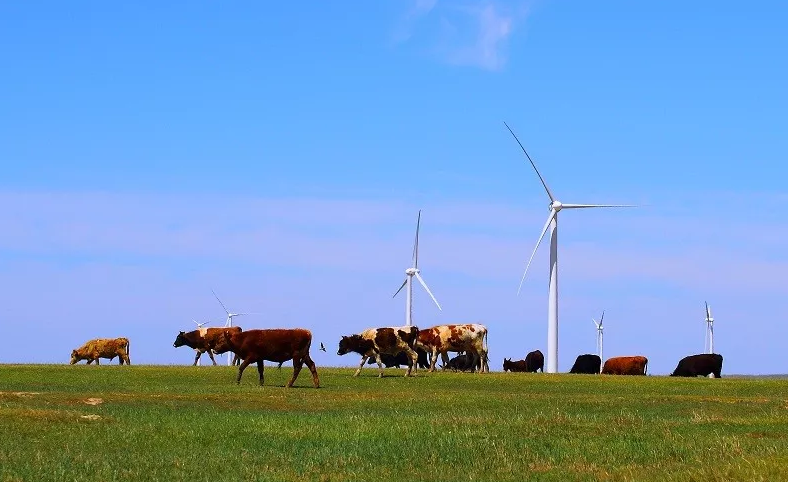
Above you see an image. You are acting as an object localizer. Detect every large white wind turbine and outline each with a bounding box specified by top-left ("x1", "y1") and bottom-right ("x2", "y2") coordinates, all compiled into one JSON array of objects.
[
  {"x1": 592, "y1": 311, "x2": 604, "y2": 363},
  {"x1": 393, "y1": 210, "x2": 442, "y2": 326},
  {"x1": 212, "y1": 289, "x2": 255, "y2": 365},
  {"x1": 704, "y1": 301, "x2": 714, "y2": 354},
  {"x1": 505, "y1": 121, "x2": 635, "y2": 373}
]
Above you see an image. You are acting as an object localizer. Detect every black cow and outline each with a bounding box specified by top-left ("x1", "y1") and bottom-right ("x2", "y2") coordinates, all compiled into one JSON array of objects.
[
  {"x1": 525, "y1": 349, "x2": 544, "y2": 373},
  {"x1": 670, "y1": 353, "x2": 723, "y2": 378},
  {"x1": 569, "y1": 354, "x2": 601, "y2": 374},
  {"x1": 442, "y1": 353, "x2": 476, "y2": 372},
  {"x1": 366, "y1": 347, "x2": 430, "y2": 369}
]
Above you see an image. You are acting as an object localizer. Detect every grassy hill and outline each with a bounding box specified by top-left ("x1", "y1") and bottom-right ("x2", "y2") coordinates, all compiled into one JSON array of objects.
[{"x1": 2, "y1": 364, "x2": 787, "y2": 481}]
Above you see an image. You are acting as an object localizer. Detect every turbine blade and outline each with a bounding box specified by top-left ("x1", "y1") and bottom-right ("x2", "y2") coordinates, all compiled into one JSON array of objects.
[
  {"x1": 705, "y1": 301, "x2": 711, "y2": 320},
  {"x1": 561, "y1": 204, "x2": 637, "y2": 209},
  {"x1": 413, "y1": 210, "x2": 421, "y2": 269},
  {"x1": 414, "y1": 271, "x2": 442, "y2": 311},
  {"x1": 211, "y1": 289, "x2": 230, "y2": 314},
  {"x1": 393, "y1": 279, "x2": 407, "y2": 298},
  {"x1": 600, "y1": 310, "x2": 605, "y2": 327},
  {"x1": 503, "y1": 121, "x2": 555, "y2": 202},
  {"x1": 517, "y1": 209, "x2": 556, "y2": 295}
]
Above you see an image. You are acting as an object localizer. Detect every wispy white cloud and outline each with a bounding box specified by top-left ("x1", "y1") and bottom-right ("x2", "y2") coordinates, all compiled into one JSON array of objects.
[{"x1": 393, "y1": 1, "x2": 526, "y2": 71}]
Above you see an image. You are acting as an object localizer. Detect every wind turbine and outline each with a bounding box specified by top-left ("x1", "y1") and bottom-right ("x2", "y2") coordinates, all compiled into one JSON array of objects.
[
  {"x1": 505, "y1": 121, "x2": 635, "y2": 373},
  {"x1": 393, "y1": 210, "x2": 442, "y2": 326},
  {"x1": 592, "y1": 311, "x2": 604, "y2": 363},
  {"x1": 704, "y1": 301, "x2": 714, "y2": 354},
  {"x1": 212, "y1": 289, "x2": 254, "y2": 366}
]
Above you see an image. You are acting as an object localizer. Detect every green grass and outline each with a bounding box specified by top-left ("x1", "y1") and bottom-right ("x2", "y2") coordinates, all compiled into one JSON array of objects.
[{"x1": 2, "y1": 365, "x2": 788, "y2": 481}]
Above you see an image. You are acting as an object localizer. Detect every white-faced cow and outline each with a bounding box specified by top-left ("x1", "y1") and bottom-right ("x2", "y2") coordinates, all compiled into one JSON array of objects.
[
  {"x1": 217, "y1": 328, "x2": 320, "y2": 388},
  {"x1": 416, "y1": 323, "x2": 489, "y2": 373},
  {"x1": 173, "y1": 327, "x2": 241, "y2": 366},
  {"x1": 337, "y1": 326, "x2": 420, "y2": 377}
]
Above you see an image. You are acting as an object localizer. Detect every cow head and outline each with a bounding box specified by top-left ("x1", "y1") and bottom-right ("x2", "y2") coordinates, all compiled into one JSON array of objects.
[
  {"x1": 173, "y1": 331, "x2": 187, "y2": 348},
  {"x1": 337, "y1": 336, "x2": 352, "y2": 356},
  {"x1": 503, "y1": 357, "x2": 511, "y2": 371},
  {"x1": 69, "y1": 350, "x2": 80, "y2": 365}
]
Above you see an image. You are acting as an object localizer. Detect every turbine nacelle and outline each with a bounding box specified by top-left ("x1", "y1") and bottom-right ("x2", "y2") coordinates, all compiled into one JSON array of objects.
[
  {"x1": 551, "y1": 200, "x2": 563, "y2": 212},
  {"x1": 405, "y1": 267, "x2": 419, "y2": 276}
]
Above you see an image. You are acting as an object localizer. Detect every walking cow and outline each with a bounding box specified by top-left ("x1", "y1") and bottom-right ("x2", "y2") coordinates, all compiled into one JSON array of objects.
[
  {"x1": 173, "y1": 327, "x2": 241, "y2": 366},
  {"x1": 670, "y1": 353, "x2": 723, "y2": 378},
  {"x1": 337, "y1": 326, "x2": 420, "y2": 377},
  {"x1": 569, "y1": 354, "x2": 601, "y2": 374},
  {"x1": 416, "y1": 323, "x2": 489, "y2": 373},
  {"x1": 70, "y1": 337, "x2": 131, "y2": 365},
  {"x1": 601, "y1": 356, "x2": 648, "y2": 375},
  {"x1": 218, "y1": 328, "x2": 320, "y2": 388}
]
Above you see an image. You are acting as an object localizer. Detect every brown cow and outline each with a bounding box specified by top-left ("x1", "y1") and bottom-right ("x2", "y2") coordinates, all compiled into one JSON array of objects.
[
  {"x1": 601, "y1": 356, "x2": 648, "y2": 375},
  {"x1": 503, "y1": 357, "x2": 528, "y2": 372},
  {"x1": 70, "y1": 338, "x2": 131, "y2": 365},
  {"x1": 337, "y1": 326, "x2": 420, "y2": 377},
  {"x1": 416, "y1": 323, "x2": 489, "y2": 373},
  {"x1": 218, "y1": 329, "x2": 320, "y2": 388},
  {"x1": 173, "y1": 327, "x2": 241, "y2": 366}
]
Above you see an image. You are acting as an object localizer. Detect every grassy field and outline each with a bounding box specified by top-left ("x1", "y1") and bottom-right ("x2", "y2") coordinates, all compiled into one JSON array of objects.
[{"x1": 1, "y1": 364, "x2": 788, "y2": 482}]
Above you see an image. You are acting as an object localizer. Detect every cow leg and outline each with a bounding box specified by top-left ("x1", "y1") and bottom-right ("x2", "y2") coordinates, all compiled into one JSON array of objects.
[
  {"x1": 256, "y1": 362, "x2": 266, "y2": 386},
  {"x1": 353, "y1": 355, "x2": 369, "y2": 377},
  {"x1": 206, "y1": 350, "x2": 218, "y2": 366},
  {"x1": 439, "y1": 352, "x2": 451, "y2": 371},
  {"x1": 286, "y1": 357, "x2": 303, "y2": 388},
  {"x1": 428, "y1": 348, "x2": 439, "y2": 372},
  {"x1": 193, "y1": 350, "x2": 201, "y2": 366},
  {"x1": 406, "y1": 349, "x2": 418, "y2": 377},
  {"x1": 374, "y1": 353, "x2": 385, "y2": 378},
  {"x1": 236, "y1": 359, "x2": 252, "y2": 384},
  {"x1": 303, "y1": 353, "x2": 320, "y2": 388},
  {"x1": 95, "y1": 358, "x2": 100, "y2": 366}
]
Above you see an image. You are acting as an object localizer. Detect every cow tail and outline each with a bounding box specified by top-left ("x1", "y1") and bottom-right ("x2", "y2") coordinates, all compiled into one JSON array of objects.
[{"x1": 644, "y1": 358, "x2": 648, "y2": 375}]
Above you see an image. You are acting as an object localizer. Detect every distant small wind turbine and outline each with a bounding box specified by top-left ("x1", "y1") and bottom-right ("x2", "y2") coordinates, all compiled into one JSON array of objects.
[
  {"x1": 212, "y1": 289, "x2": 256, "y2": 366},
  {"x1": 393, "y1": 210, "x2": 442, "y2": 326},
  {"x1": 704, "y1": 302, "x2": 714, "y2": 354},
  {"x1": 504, "y1": 121, "x2": 635, "y2": 373},
  {"x1": 592, "y1": 311, "x2": 605, "y2": 363}
]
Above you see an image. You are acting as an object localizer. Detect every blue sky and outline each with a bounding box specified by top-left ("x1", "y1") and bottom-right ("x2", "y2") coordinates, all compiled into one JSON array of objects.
[{"x1": 1, "y1": 1, "x2": 786, "y2": 374}]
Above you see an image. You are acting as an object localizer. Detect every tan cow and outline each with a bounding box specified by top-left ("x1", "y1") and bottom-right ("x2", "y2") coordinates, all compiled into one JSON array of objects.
[
  {"x1": 601, "y1": 356, "x2": 648, "y2": 375},
  {"x1": 70, "y1": 337, "x2": 131, "y2": 365},
  {"x1": 416, "y1": 323, "x2": 489, "y2": 373}
]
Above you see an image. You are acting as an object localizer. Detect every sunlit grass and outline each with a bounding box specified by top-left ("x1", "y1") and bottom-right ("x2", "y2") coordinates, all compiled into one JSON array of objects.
[{"x1": 2, "y1": 364, "x2": 788, "y2": 481}]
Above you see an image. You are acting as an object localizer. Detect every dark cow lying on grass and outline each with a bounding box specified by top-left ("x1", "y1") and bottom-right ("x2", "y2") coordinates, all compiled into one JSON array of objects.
[
  {"x1": 503, "y1": 357, "x2": 528, "y2": 372},
  {"x1": 569, "y1": 354, "x2": 601, "y2": 374},
  {"x1": 442, "y1": 353, "x2": 477, "y2": 372},
  {"x1": 70, "y1": 337, "x2": 131, "y2": 365},
  {"x1": 338, "y1": 326, "x2": 420, "y2": 377},
  {"x1": 602, "y1": 356, "x2": 648, "y2": 375},
  {"x1": 217, "y1": 328, "x2": 320, "y2": 388},
  {"x1": 366, "y1": 347, "x2": 430, "y2": 369},
  {"x1": 670, "y1": 353, "x2": 723, "y2": 378},
  {"x1": 173, "y1": 327, "x2": 241, "y2": 366}
]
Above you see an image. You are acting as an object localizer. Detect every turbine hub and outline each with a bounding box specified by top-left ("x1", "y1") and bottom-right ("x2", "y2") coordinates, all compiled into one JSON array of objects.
[
  {"x1": 551, "y1": 200, "x2": 563, "y2": 212},
  {"x1": 405, "y1": 267, "x2": 418, "y2": 275}
]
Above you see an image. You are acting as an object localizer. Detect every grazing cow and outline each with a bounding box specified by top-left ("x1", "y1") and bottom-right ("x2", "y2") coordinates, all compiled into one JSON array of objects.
[
  {"x1": 218, "y1": 328, "x2": 320, "y2": 388},
  {"x1": 525, "y1": 349, "x2": 545, "y2": 373},
  {"x1": 670, "y1": 353, "x2": 723, "y2": 378},
  {"x1": 172, "y1": 327, "x2": 242, "y2": 366},
  {"x1": 601, "y1": 356, "x2": 648, "y2": 375},
  {"x1": 337, "y1": 326, "x2": 420, "y2": 377},
  {"x1": 442, "y1": 353, "x2": 477, "y2": 372},
  {"x1": 416, "y1": 323, "x2": 489, "y2": 373},
  {"x1": 503, "y1": 357, "x2": 528, "y2": 372},
  {"x1": 70, "y1": 338, "x2": 131, "y2": 365},
  {"x1": 569, "y1": 354, "x2": 601, "y2": 374},
  {"x1": 366, "y1": 347, "x2": 430, "y2": 369}
]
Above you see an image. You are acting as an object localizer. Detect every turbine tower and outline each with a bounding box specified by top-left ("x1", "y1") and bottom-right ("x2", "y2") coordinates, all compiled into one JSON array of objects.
[
  {"x1": 393, "y1": 210, "x2": 442, "y2": 326},
  {"x1": 592, "y1": 311, "x2": 604, "y2": 363},
  {"x1": 704, "y1": 301, "x2": 714, "y2": 354},
  {"x1": 505, "y1": 121, "x2": 634, "y2": 373},
  {"x1": 212, "y1": 289, "x2": 253, "y2": 366}
]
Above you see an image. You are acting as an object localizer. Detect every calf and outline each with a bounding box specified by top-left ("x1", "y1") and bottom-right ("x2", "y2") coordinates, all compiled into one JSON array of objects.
[
  {"x1": 569, "y1": 354, "x2": 601, "y2": 374},
  {"x1": 670, "y1": 353, "x2": 723, "y2": 378},
  {"x1": 524, "y1": 349, "x2": 544, "y2": 373},
  {"x1": 366, "y1": 347, "x2": 430, "y2": 369},
  {"x1": 70, "y1": 338, "x2": 131, "y2": 365},
  {"x1": 218, "y1": 328, "x2": 319, "y2": 388},
  {"x1": 503, "y1": 357, "x2": 528, "y2": 372},
  {"x1": 443, "y1": 353, "x2": 476, "y2": 372},
  {"x1": 173, "y1": 327, "x2": 241, "y2": 366},
  {"x1": 416, "y1": 323, "x2": 489, "y2": 373},
  {"x1": 337, "y1": 326, "x2": 420, "y2": 377},
  {"x1": 602, "y1": 356, "x2": 648, "y2": 375}
]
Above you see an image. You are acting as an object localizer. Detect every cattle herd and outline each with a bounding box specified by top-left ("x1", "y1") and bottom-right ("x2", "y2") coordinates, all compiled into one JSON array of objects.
[{"x1": 68, "y1": 323, "x2": 725, "y2": 386}]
